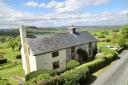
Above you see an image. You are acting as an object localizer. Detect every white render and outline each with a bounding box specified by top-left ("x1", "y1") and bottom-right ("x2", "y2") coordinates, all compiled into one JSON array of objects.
[{"x1": 36, "y1": 49, "x2": 66, "y2": 72}]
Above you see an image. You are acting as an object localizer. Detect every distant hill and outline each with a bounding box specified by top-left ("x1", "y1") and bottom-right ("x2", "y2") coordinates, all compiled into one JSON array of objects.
[{"x1": 0, "y1": 25, "x2": 122, "y2": 33}]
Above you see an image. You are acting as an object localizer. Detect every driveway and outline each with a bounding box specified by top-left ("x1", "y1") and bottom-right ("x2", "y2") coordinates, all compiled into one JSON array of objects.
[{"x1": 91, "y1": 50, "x2": 128, "y2": 85}]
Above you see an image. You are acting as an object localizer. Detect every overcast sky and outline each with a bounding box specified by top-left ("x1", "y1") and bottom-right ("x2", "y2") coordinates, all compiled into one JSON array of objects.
[{"x1": 0, "y1": 0, "x2": 128, "y2": 29}]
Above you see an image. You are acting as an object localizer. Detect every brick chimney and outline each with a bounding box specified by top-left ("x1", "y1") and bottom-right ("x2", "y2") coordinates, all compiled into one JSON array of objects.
[{"x1": 68, "y1": 25, "x2": 76, "y2": 34}]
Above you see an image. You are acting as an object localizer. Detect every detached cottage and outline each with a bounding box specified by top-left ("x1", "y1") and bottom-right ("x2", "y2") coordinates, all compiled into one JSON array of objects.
[{"x1": 20, "y1": 26, "x2": 97, "y2": 74}]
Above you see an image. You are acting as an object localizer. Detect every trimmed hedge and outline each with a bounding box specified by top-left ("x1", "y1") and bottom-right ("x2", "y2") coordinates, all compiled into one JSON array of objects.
[
  {"x1": 25, "y1": 69, "x2": 54, "y2": 81},
  {"x1": 78, "y1": 59, "x2": 108, "y2": 74},
  {"x1": 95, "y1": 53, "x2": 106, "y2": 59},
  {"x1": 67, "y1": 60, "x2": 80, "y2": 70},
  {"x1": 101, "y1": 47, "x2": 118, "y2": 57},
  {"x1": 24, "y1": 74, "x2": 52, "y2": 85},
  {"x1": 61, "y1": 65, "x2": 89, "y2": 85}
]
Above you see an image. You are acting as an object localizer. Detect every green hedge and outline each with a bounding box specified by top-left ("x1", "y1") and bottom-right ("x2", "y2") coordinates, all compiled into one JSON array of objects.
[
  {"x1": 61, "y1": 66, "x2": 89, "y2": 85},
  {"x1": 95, "y1": 53, "x2": 106, "y2": 59},
  {"x1": 101, "y1": 47, "x2": 118, "y2": 56},
  {"x1": 25, "y1": 69, "x2": 54, "y2": 81},
  {"x1": 24, "y1": 73, "x2": 52, "y2": 85},
  {"x1": 67, "y1": 60, "x2": 80, "y2": 70},
  {"x1": 78, "y1": 59, "x2": 108, "y2": 74}
]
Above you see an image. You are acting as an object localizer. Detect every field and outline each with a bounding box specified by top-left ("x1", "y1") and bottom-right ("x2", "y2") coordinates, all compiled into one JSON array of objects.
[
  {"x1": 0, "y1": 27, "x2": 120, "y2": 85},
  {"x1": 0, "y1": 42, "x2": 24, "y2": 85}
]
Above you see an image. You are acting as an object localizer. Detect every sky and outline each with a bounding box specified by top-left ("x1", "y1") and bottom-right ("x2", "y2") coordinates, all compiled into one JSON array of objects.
[{"x1": 0, "y1": 0, "x2": 128, "y2": 29}]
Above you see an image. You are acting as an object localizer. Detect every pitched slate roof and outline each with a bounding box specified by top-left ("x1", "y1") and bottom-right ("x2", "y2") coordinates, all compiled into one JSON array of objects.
[{"x1": 25, "y1": 31, "x2": 97, "y2": 55}]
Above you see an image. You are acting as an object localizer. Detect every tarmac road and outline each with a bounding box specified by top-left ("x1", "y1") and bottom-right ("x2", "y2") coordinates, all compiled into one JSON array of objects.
[{"x1": 91, "y1": 50, "x2": 128, "y2": 85}]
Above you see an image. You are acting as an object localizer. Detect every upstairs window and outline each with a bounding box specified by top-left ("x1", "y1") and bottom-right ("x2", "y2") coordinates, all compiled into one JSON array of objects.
[{"x1": 52, "y1": 51, "x2": 59, "y2": 57}]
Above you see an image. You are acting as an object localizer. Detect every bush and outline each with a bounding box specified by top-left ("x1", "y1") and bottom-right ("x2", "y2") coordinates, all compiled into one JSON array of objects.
[
  {"x1": 105, "y1": 54, "x2": 115, "y2": 63},
  {"x1": 61, "y1": 66, "x2": 89, "y2": 85},
  {"x1": 101, "y1": 47, "x2": 118, "y2": 57},
  {"x1": 0, "y1": 55, "x2": 7, "y2": 64},
  {"x1": 67, "y1": 60, "x2": 80, "y2": 70},
  {"x1": 95, "y1": 53, "x2": 106, "y2": 59},
  {"x1": 39, "y1": 76, "x2": 62, "y2": 85},
  {"x1": 16, "y1": 54, "x2": 21, "y2": 59},
  {"x1": 25, "y1": 69, "x2": 54, "y2": 81},
  {"x1": 80, "y1": 59, "x2": 108, "y2": 74},
  {"x1": 98, "y1": 34, "x2": 105, "y2": 38},
  {"x1": 24, "y1": 74, "x2": 52, "y2": 85},
  {"x1": 0, "y1": 59, "x2": 7, "y2": 64},
  {"x1": 105, "y1": 39, "x2": 111, "y2": 42}
]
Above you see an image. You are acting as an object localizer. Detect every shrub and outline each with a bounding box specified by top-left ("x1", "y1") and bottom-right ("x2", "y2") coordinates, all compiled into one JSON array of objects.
[
  {"x1": 67, "y1": 60, "x2": 80, "y2": 70},
  {"x1": 79, "y1": 59, "x2": 108, "y2": 74},
  {"x1": 25, "y1": 69, "x2": 54, "y2": 81},
  {"x1": 61, "y1": 66, "x2": 89, "y2": 85},
  {"x1": 95, "y1": 53, "x2": 106, "y2": 59},
  {"x1": 39, "y1": 76, "x2": 62, "y2": 85},
  {"x1": 24, "y1": 74, "x2": 52, "y2": 85},
  {"x1": 0, "y1": 59, "x2": 7, "y2": 64},
  {"x1": 98, "y1": 34, "x2": 105, "y2": 38},
  {"x1": 105, "y1": 54, "x2": 115, "y2": 63},
  {"x1": 0, "y1": 55, "x2": 7, "y2": 64},
  {"x1": 77, "y1": 48, "x2": 88, "y2": 62},
  {"x1": 101, "y1": 47, "x2": 118, "y2": 57},
  {"x1": 105, "y1": 39, "x2": 111, "y2": 42},
  {"x1": 16, "y1": 54, "x2": 21, "y2": 59}
]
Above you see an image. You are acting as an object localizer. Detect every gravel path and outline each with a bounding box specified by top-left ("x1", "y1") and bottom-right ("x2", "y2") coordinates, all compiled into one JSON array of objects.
[{"x1": 91, "y1": 50, "x2": 128, "y2": 85}]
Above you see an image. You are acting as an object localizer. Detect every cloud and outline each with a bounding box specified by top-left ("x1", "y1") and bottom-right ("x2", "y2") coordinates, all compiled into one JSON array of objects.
[
  {"x1": 0, "y1": 0, "x2": 128, "y2": 29},
  {"x1": 24, "y1": 0, "x2": 110, "y2": 13},
  {"x1": 25, "y1": 1, "x2": 39, "y2": 8}
]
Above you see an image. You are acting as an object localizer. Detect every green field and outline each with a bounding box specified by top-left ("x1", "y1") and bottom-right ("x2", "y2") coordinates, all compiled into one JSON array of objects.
[{"x1": 0, "y1": 43, "x2": 24, "y2": 85}]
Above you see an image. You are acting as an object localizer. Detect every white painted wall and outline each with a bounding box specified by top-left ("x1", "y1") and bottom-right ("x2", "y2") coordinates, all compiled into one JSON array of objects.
[
  {"x1": 29, "y1": 51, "x2": 37, "y2": 72},
  {"x1": 35, "y1": 49, "x2": 67, "y2": 72},
  {"x1": 21, "y1": 48, "x2": 27, "y2": 74}
]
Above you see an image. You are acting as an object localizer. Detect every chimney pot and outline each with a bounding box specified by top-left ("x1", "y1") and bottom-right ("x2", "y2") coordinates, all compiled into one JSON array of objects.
[{"x1": 68, "y1": 25, "x2": 76, "y2": 34}]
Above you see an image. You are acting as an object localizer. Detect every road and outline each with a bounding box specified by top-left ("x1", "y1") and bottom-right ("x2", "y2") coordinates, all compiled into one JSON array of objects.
[{"x1": 91, "y1": 50, "x2": 128, "y2": 85}]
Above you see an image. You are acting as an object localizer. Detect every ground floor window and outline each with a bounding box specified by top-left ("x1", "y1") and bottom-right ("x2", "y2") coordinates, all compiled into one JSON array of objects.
[{"x1": 53, "y1": 61, "x2": 59, "y2": 69}]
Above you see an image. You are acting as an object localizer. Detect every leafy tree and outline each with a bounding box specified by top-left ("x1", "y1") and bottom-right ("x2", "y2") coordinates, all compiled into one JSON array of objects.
[
  {"x1": 8, "y1": 39, "x2": 18, "y2": 51},
  {"x1": 77, "y1": 49, "x2": 88, "y2": 63},
  {"x1": 118, "y1": 25, "x2": 128, "y2": 47},
  {"x1": 0, "y1": 36, "x2": 6, "y2": 43},
  {"x1": 98, "y1": 33, "x2": 105, "y2": 38},
  {"x1": 101, "y1": 31, "x2": 109, "y2": 35},
  {"x1": 118, "y1": 35, "x2": 127, "y2": 47}
]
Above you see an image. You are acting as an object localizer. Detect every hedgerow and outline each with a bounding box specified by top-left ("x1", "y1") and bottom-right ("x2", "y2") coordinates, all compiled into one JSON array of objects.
[
  {"x1": 25, "y1": 69, "x2": 54, "y2": 81},
  {"x1": 61, "y1": 65, "x2": 89, "y2": 85},
  {"x1": 67, "y1": 60, "x2": 80, "y2": 70}
]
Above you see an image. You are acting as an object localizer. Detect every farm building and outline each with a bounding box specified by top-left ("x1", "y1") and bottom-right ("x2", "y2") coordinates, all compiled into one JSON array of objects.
[{"x1": 20, "y1": 26, "x2": 97, "y2": 74}]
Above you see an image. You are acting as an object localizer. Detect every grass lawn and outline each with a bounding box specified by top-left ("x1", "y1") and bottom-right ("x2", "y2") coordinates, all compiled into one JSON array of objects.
[
  {"x1": 0, "y1": 43, "x2": 24, "y2": 85},
  {"x1": 0, "y1": 43, "x2": 20, "y2": 61},
  {"x1": 0, "y1": 60, "x2": 25, "y2": 85}
]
